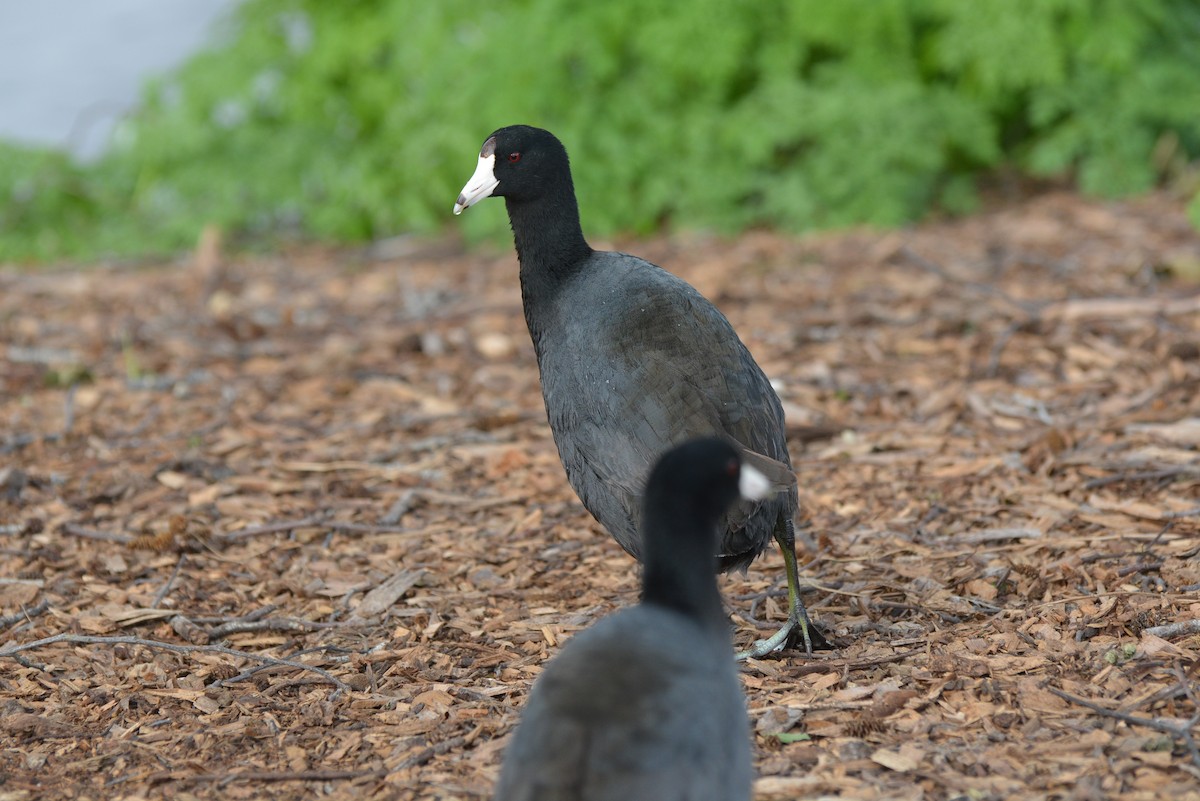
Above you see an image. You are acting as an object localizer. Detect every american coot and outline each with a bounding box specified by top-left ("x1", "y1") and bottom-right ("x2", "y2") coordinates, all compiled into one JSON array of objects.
[
  {"x1": 455, "y1": 125, "x2": 823, "y2": 657},
  {"x1": 493, "y1": 438, "x2": 769, "y2": 801}
]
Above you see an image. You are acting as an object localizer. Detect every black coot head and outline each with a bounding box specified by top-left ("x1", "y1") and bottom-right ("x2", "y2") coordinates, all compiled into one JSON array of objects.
[
  {"x1": 639, "y1": 438, "x2": 777, "y2": 622},
  {"x1": 453, "y1": 125, "x2": 569, "y2": 214},
  {"x1": 645, "y1": 438, "x2": 775, "y2": 527}
]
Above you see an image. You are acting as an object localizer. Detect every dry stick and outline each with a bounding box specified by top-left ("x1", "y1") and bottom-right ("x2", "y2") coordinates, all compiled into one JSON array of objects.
[
  {"x1": 0, "y1": 633, "x2": 351, "y2": 692},
  {"x1": 72, "y1": 517, "x2": 414, "y2": 545},
  {"x1": 1166, "y1": 507, "x2": 1200, "y2": 520},
  {"x1": 871, "y1": 600, "x2": 962, "y2": 624},
  {"x1": 1174, "y1": 664, "x2": 1200, "y2": 726},
  {"x1": 1116, "y1": 561, "x2": 1165, "y2": 578},
  {"x1": 168, "y1": 768, "x2": 388, "y2": 784},
  {"x1": 1176, "y1": 662, "x2": 1200, "y2": 703},
  {"x1": 206, "y1": 616, "x2": 346, "y2": 639},
  {"x1": 262, "y1": 676, "x2": 338, "y2": 696},
  {"x1": 220, "y1": 514, "x2": 326, "y2": 541},
  {"x1": 785, "y1": 647, "x2": 924, "y2": 676},
  {"x1": 1081, "y1": 550, "x2": 1136, "y2": 565},
  {"x1": 1046, "y1": 294, "x2": 1200, "y2": 321},
  {"x1": 1130, "y1": 667, "x2": 1200, "y2": 711},
  {"x1": 985, "y1": 319, "x2": 1025, "y2": 378},
  {"x1": 1144, "y1": 619, "x2": 1200, "y2": 639},
  {"x1": 0, "y1": 599, "x2": 50, "y2": 629},
  {"x1": 213, "y1": 644, "x2": 356, "y2": 688},
  {"x1": 151, "y1": 554, "x2": 187, "y2": 609},
  {"x1": 1048, "y1": 686, "x2": 1200, "y2": 770},
  {"x1": 61, "y1": 523, "x2": 133, "y2": 544},
  {"x1": 220, "y1": 515, "x2": 417, "y2": 542},
  {"x1": 188, "y1": 605, "x2": 278, "y2": 625},
  {"x1": 325, "y1": 521, "x2": 415, "y2": 535},
  {"x1": 393, "y1": 735, "x2": 469, "y2": 772},
  {"x1": 1083, "y1": 466, "x2": 1200, "y2": 490},
  {"x1": 1025, "y1": 590, "x2": 1189, "y2": 613}
]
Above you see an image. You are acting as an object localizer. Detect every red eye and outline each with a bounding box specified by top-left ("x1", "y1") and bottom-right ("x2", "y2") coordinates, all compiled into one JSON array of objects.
[
  {"x1": 726, "y1": 459, "x2": 739, "y2": 477},
  {"x1": 508, "y1": 152, "x2": 521, "y2": 163}
]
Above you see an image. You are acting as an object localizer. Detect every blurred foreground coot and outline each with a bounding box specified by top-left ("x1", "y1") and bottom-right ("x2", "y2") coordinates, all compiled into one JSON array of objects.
[
  {"x1": 455, "y1": 125, "x2": 825, "y2": 656},
  {"x1": 493, "y1": 438, "x2": 770, "y2": 801}
]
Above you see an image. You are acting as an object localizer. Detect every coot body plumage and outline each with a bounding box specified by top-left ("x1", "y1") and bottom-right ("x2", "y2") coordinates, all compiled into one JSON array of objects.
[
  {"x1": 492, "y1": 438, "x2": 761, "y2": 801},
  {"x1": 455, "y1": 125, "x2": 821, "y2": 655}
]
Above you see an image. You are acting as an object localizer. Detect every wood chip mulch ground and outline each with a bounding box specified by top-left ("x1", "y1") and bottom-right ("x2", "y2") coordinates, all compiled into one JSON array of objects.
[{"x1": 2, "y1": 191, "x2": 1200, "y2": 801}]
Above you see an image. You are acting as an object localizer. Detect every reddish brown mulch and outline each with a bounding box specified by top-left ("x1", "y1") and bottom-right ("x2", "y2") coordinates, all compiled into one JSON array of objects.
[{"x1": 2, "y1": 192, "x2": 1200, "y2": 800}]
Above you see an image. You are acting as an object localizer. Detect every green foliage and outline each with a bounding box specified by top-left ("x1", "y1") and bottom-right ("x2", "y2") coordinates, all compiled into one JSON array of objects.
[{"x1": 2, "y1": 0, "x2": 1199, "y2": 262}]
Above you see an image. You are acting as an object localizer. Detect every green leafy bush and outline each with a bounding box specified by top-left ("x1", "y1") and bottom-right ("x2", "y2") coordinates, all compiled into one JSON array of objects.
[{"x1": 2, "y1": 0, "x2": 1198, "y2": 262}]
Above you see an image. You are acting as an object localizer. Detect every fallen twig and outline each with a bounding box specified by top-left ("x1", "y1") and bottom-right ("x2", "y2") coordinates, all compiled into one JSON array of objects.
[
  {"x1": 0, "y1": 633, "x2": 351, "y2": 691},
  {"x1": 984, "y1": 319, "x2": 1025, "y2": 378},
  {"x1": 1048, "y1": 686, "x2": 1200, "y2": 770},
  {"x1": 212, "y1": 644, "x2": 357, "y2": 688},
  {"x1": 160, "y1": 768, "x2": 387, "y2": 785},
  {"x1": 1043, "y1": 295, "x2": 1200, "y2": 321},
  {"x1": 217, "y1": 515, "x2": 416, "y2": 541},
  {"x1": 188, "y1": 605, "x2": 278, "y2": 625},
  {"x1": 151, "y1": 554, "x2": 187, "y2": 609},
  {"x1": 325, "y1": 521, "x2": 415, "y2": 535},
  {"x1": 0, "y1": 432, "x2": 60, "y2": 455},
  {"x1": 784, "y1": 647, "x2": 924, "y2": 676},
  {"x1": 1166, "y1": 506, "x2": 1200, "y2": 520},
  {"x1": 1117, "y1": 561, "x2": 1164, "y2": 578},
  {"x1": 1144, "y1": 619, "x2": 1200, "y2": 640},
  {"x1": 262, "y1": 676, "x2": 341, "y2": 696},
  {"x1": 1083, "y1": 466, "x2": 1200, "y2": 490},
  {"x1": 393, "y1": 736, "x2": 469, "y2": 772},
  {"x1": 206, "y1": 616, "x2": 345, "y2": 639},
  {"x1": 871, "y1": 600, "x2": 962, "y2": 624},
  {"x1": 220, "y1": 515, "x2": 326, "y2": 541},
  {"x1": 61, "y1": 523, "x2": 133, "y2": 544},
  {"x1": 0, "y1": 599, "x2": 50, "y2": 629},
  {"x1": 1176, "y1": 662, "x2": 1200, "y2": 708},
  {"x1": 1026, "y1": 590, "x2": 1188, "y2": 612}
]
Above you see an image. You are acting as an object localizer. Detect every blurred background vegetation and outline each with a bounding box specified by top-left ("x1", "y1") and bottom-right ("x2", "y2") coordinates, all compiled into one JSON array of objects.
[{"x1": 2, "y1": 0, "x2": 1199, "y2": 263}]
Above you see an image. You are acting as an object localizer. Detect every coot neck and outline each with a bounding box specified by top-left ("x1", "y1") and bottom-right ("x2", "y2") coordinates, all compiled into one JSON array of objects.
[
  {"x1": 506, "y1": 187, "x2": 592, "y2": 344},
  {"x1": 640, "y1": 498, "x2": 729, "y2": 639}
]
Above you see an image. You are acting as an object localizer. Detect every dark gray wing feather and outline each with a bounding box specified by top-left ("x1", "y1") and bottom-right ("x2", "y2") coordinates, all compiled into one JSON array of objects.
[
  {"x1": 537, "y1": 252, "x2": 796, "y2": 566},
  {"x1": 493, "y1": 607, "x2": 752, "y2": 801}
]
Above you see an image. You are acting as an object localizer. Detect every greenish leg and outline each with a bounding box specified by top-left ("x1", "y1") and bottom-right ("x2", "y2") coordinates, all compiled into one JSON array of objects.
[{"x1": 736, "y1": 516, "x2": 818, "y2": 660}]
